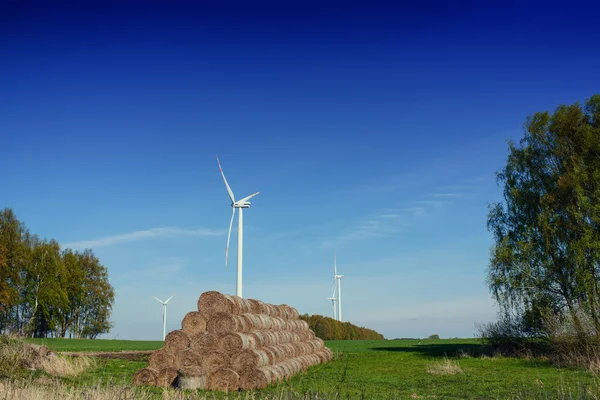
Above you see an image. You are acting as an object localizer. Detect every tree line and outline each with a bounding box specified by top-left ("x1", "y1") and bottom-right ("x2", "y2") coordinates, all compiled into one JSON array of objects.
[
  {"x1": 0, "y1": 208, "x2": 114, "y2": 338},
  {"x1": 299, "y1": 314, "x2": 384, "y2": 340}
]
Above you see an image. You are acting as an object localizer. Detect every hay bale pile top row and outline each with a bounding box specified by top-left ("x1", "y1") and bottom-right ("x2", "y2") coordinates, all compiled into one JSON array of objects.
[{"x1": 133, "y1": 291, "x2": 333, "y2": 391}]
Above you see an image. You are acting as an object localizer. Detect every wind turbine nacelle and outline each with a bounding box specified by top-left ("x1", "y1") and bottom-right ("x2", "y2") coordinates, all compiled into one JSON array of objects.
[{"x1": 234, "y1": 202, "x2": 251, "y2": 208}]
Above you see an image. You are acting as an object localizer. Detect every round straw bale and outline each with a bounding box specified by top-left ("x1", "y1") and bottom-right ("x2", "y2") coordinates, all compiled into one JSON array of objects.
[
  {"x1": 307, "y1": 339, "x2": 324, "y2": 352},
  {"x1": 261, "y1": 365, "x2": 282, "y2": 383},
  {"x1": 189, "y1": 332, "x2": 218, "y2": 352},
  {"x1": 277, "y1": 305, "x2": 289, "y2": 320},
  {"x1": 239, "y1": 368, "x2": 269, "y2": 390},
  {"x1": 277, "y1": 361, "x2": 293, "y2": 378},
  {"x1": 207, "y1": 312, "x2": 247, "y2": 334},
  {"x1": 231, "y1": 349, "x2": 270, "y2": 371},
  {"x1": 132, "y1": 367, "x2": 158, "y2": 386},
  {"x1": 254, "y1": 299, "x2": 266, "y2": 314},
  {"x1": 264, "y1": 303, "x2": 276, "y2": 316},
  {"x1": 247, "y1": 298, "x2": 262, "y2": 314},
  {"x1": 148, "y1": 348, "x2": 177, "y2": 369},
  {"x1": 288, "y1": 306, "x2": 300, "y2": 320},
  {"x1": 197, "y1": 291, "x2": 236, "y2": 317},
  {"x1": 263, "y1": 345, "x2": 281, "y2": 363},
  {"x1": 203, "y1": 350, "x2": 230, "y2": 375},
  {"x1": 240, "y1": 314, "x2": 259, "y2": 330},
  {"x1": 165, "y1": 330, "x2": 191, "y2": 353},
  {"x1": 262, "y1": 346, "x2": 277, "y2": 364},
  {"x1": 323, "y1": 347, "x2": 333, "y2": 360},
  {"x1": 295, "y1": 320, "x2": 309, "y2": 330},
  {"x1": 181, "y1": 311, "x2": 207, "y2": 336},
  {"x1": 157, "y1": 367, "x2": 178, "y2": 387},
  {"x1": 217, "y1": 332, "x2": 258, "y2": 354},
  {"x1": 266, "y1": 364, "x2": 285, "y2": 381},
  {"x1": 178, "y1": 349, "x2": 205, "y2": 377},
  {"x1": 231, "y1": 296, "x2": 253, "y2": 314},
  {"x1": 208, "y1": 368, "x2": 240, "y2": 391},
  {"x1": 176, "y1": 375, "x2": 207, "y2": 390},
  {"x1": 290, "y1": 342, "x2": 305, "y2": 356},
  {"x1": 288, "y1": 358, "x2": 302, "y2": 373},
  {"x1": 247, "y1": 331, "x2": 264, "y2": 347}
]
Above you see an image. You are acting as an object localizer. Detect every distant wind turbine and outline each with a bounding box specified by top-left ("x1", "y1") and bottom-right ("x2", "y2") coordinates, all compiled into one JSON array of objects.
[
  {"x1": 153, "y1": 295, "x2": 174, "y2": 341},
  {"x1": 327, "y1": 279, "x2": 337, "y2": 320},
  {"x1": 217, "y1": 155, "x2": 259, "y2": 298},
  {"x1": 334, "y1": 252, "x2": 344, "y2": 322}
]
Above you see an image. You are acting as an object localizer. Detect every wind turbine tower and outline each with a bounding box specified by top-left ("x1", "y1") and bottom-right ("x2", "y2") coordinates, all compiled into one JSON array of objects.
[
  {"x1": 217, "y1": 156, "x2": 259, "y2": 298},
  {"x1": 153, "y1": 295, "x2": 174, "y2": 341},
  {"x1": 334, "y1": 252, "x2": 344, "y2": 322},
  {"x1": 327, "y1": 280, "x2": 337, "y2": 320}
]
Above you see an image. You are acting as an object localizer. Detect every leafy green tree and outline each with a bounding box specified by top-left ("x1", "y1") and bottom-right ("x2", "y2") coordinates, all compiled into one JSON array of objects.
[
  {"x1": 487, "y1": 94, "x2": 600, "y2": 337},
  {"x1": 0, "y1": 208, "x2": 29, "y2": 334},
  {"x1": 72, "y1": 249, "x2": 114, "y2": 339},
  {"x1": 23, "y1": 239, "x2": 69, "y2": 337}
]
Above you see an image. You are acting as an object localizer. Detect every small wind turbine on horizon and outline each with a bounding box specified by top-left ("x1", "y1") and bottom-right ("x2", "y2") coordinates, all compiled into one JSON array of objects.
[
  {"x1": 326, "y1": 279, "x2": 337, "y2": 320},
  {"x1": 217, "y1": 155, "x2": 259, "y2": 298},
  {"x1": 334, "y1": 252, "x2": 344, "y2": 322},
  {"x1": 153, "y1": 294, "x2": 174, "y2": 341}
]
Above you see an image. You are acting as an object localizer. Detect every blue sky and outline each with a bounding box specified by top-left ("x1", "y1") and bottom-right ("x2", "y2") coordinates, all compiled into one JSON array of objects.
[{"x1": 2, "y1": 1, "x2": 599, "y2": 339}]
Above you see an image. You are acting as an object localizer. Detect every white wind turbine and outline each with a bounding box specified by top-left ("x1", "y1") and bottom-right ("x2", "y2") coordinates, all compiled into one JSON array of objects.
[
  {"x1": 334, "y1": 252, "x2": 344, "y2": 322},
  {"x1": 217, "y1": 156, "x2": 259, "y2": 298},
  {"x1": 326, "y1": 279, "x2": 337, "y2": 320},
  {"x1": 153, "y1": 294, "x2": 174, "y2": 341}
]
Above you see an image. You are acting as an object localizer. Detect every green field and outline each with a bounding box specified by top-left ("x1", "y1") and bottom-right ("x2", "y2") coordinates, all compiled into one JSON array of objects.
[
  {"x1": 24, "y1": 337, "x2": 164, "y2": 352},
  {"x1": 16, "y1": 338, "x2": 600, "y2": 399}
]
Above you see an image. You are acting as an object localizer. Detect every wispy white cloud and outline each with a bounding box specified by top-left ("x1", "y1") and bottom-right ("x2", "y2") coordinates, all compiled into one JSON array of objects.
[
  {"x1": 431, "y1": 193, "x2": 465, "y2": 198},
  {"x1": 64, "y1": 227, "x2": 224, "y2": 250},
  {"x1": 323, "y1": 213, "x2": 406, "y2": 247}
]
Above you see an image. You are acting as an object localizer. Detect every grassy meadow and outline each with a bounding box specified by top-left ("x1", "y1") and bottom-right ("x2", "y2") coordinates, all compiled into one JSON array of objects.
[{"x1": 8, "y1": 338, "x2": 599, "y2": 399}]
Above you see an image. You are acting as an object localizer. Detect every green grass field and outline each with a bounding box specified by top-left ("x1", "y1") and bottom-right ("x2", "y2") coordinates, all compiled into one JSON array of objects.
[
  {"x1": 24, "y1": 337, "x2": 164, "y2": 352},
  {"x1": 19, "y1": 338, "x2": 600, "y2": 399}
]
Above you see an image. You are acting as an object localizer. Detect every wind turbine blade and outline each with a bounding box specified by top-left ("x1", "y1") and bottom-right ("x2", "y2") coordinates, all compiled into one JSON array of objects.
[
  {"x1": 153, "y1": 296, "x2": 165, "y2": 304},
  {"x1": 225, "y1": 207, "x2": 236, "y2": 269},
  {"x1": 334, "y1": 250, "x2": 337, "y2": 276},
  {"x1": 165, "y1": 295, "x2": 174, "y2": 304},
  {"x1": 238, "y1": 191, "x2": 260, "y2": 203},
  {"x1": 216, "y1": 156, "x2": 235, "y2": 202}
]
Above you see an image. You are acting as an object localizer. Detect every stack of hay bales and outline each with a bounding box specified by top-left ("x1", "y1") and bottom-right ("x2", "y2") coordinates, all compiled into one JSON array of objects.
[{"x1": 133, "y1": 291, "x2": 333, "y2": 391}]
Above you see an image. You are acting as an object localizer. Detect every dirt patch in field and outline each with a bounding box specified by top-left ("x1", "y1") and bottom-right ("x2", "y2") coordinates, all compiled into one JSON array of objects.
[{"x1": 60, "y1": 350, "x2": 154, "y2": 361}]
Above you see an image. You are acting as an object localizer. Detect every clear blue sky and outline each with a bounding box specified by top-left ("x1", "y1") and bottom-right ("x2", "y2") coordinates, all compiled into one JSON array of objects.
[{"x1": 2, "y1": 1, "x2": 599, "y2": 339}]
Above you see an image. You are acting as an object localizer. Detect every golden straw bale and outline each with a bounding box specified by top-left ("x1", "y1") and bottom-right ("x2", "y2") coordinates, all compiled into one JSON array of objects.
[
  {"x1": 132, "y1": 367, "x2": 158, "y2": 386},
  {"x1": 207, "y1": 312, "x2": 248, "y2": 334},
  {"x1": 148, "y1": 348, "x2": 177, "y2": 370},
  {"x1": 203, "y1": 350, "x2": 231, "y2": 375},
  {"x1": 239, "y1": 368, "x2": 269, "y2": 390},
  {"x1": 260, "y1": 365, "x2": 282, "y2": 383},
  {"x1": 247, "y1": 299, "x2": 262, "y2": 314},
  {"x1": 217, "y1": 332, "x2": 258, "y2": 354},
  {"x1": 164, "y1": 330, "x2": 191, "y2": 353},
  {"x1": 231, "y1": 296, "x2": 253, "y2": 314},
  {"x1": 189, "y1": 332, "x2": 218, "y2": 353},
  {"x1": 178, "y1": 348, "x2": 205, "y2": 377},
  {"x1": 157, "y1": 367, "x2": 178, "y2": 387},
  {"x1": 197, "y1": 291, "x2": 236, "y2": 317},
  {"x1": 181, "y1": 311, "x2": 207, "y2": 336},
  {"x1": 230, "y1": 349, "x2": 270, "y2": 371},
  {"x1": 208, "y1": 368, "x2": 240, "y2": 391}
]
